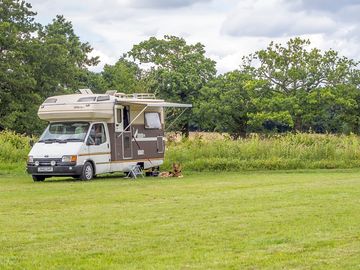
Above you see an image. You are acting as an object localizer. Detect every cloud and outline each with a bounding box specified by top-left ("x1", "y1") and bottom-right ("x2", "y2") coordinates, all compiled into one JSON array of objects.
[
  {"x1": 130, "y1": 0, "x2": 212, "y2": 9},
  {"x1": 221, "y1": 0, "x2": 336, "y2": 37},
  {"x1": 28, "y1": 0, "x2": 360, "y2": 74},
  {"x1": 295, "y1": 0, "x2": 359, "y2": 12}
]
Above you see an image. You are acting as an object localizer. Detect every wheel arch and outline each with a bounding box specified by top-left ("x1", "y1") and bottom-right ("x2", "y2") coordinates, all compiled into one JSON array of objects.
[{"x1": 84, "y1": 159, "x2": 96, "y2": 175}]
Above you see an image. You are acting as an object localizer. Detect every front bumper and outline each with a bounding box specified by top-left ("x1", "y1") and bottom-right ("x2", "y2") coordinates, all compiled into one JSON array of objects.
[{"x1": 27, "y1": 164, "x2": 84, "y2": 176}]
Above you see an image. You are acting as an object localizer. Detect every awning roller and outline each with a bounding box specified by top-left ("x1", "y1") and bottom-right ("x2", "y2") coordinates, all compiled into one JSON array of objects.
[{"x1": 119, "y1": 101, "x2": 192, "y2": 108}]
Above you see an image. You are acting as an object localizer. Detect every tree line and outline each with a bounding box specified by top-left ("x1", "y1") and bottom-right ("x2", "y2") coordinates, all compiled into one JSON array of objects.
[{"x1": 1, "y1": 0, "x2": 360, "y2": 138}]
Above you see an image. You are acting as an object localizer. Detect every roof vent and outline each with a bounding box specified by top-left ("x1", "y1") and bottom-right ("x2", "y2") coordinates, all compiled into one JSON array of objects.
[
  {"x1": 114, "y1": 92, "x2": 127, "y2": 98},
  {"x1": 78, "y1": 88, "x2": 93, "y2": 95},
  {"x1": 105, "y1": 90, "x2": 117, "y2": 96}
]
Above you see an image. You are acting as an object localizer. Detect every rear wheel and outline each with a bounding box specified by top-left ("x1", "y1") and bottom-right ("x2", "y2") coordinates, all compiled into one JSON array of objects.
[
  {"x1": 32, "y1": 175, "x2": 45, "y2": 182},
  {"x1": 80, "y1": 162, "x2": 94, "y2": 181}
]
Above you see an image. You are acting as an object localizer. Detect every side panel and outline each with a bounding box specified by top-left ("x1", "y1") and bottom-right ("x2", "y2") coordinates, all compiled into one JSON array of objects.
[
  {"x1": 157, "y1": 136, "x2": 164, "y2": 153},
  {"x1": 131, "y1": 124, "x2": 165, "y2": 160}
]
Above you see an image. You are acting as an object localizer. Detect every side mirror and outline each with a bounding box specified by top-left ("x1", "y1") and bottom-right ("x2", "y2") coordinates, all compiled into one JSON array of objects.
[
  {"x1": 29, "y1": 140, "x2": 35, "y2": 147},
  {"x1": 86, "y1": 137, "x2": 95, "y2": 146}
]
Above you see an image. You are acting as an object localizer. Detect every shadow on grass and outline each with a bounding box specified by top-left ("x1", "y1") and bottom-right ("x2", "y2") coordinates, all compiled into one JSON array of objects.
[{"x1": 42, "y1": 173, "x2": 159, "y2": 183}]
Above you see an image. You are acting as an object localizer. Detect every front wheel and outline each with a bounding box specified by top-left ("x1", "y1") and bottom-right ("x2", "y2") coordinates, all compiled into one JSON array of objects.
[
  {"x1": 32, "y1": 175, "x2": 45, "y2": 182},
  {"x1": 80, "y1": 162, "x2": 94, "y2": 181}
]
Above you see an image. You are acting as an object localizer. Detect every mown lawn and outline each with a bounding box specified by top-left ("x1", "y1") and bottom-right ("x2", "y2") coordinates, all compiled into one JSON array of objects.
[{"x1": 1, "y1": 170, "x2": 360, "y2": 269}]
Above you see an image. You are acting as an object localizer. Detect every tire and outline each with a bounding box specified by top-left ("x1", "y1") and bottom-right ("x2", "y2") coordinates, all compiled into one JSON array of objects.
[
  {"x1": 80, "y1": 162, "x2": 94, "y2": 181},
  {"x1": 32, "y1": 175, "x2": 45, "y2": 182}
]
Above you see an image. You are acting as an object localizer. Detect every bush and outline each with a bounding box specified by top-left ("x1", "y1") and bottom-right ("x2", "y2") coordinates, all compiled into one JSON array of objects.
[
  {"x1": 163, "y1": 133, "x2": 360, "y2": 171},
  {"x1": 0, "y1": 130, "x2": 32, "y2": 174}
]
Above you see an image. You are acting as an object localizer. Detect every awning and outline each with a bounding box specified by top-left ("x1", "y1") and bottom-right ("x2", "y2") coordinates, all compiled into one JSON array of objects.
[
  {"x1": 119, "y1": 100, "x2": 192, "y2": 108},
  {"x1": 117, "y1": 100, "x2": 191, "y2": 137},
  {"x1": 145, "y1": 102, "x2": 192, "y2": 108}
]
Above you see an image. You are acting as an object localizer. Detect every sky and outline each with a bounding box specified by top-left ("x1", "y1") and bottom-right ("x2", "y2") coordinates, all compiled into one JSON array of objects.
[{"x1": 29, "y1": 0, "x2": 360, "y2": 74}]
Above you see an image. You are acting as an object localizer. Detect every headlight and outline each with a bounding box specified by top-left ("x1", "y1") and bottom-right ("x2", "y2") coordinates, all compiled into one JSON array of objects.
[
  {"x1": 28, "y1": 156, "x2": 33, "y2": 163},
  {"x1": 61, "y1": 155, "x2": 77, "y2": 163}
]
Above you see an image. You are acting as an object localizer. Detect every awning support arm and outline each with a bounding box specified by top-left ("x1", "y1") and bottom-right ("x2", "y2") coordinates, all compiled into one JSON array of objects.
[
  {"x1": 117, "y1": 105, "x2": 148, "y2": 138},
  {"x1": 165, "y1": 107, "x2": 189, "y2": 132}
]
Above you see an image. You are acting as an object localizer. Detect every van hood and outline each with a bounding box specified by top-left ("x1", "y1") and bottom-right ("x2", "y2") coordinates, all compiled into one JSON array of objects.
[{"x1": 29, "y1": 142, "x2": 83, "y2": 158}]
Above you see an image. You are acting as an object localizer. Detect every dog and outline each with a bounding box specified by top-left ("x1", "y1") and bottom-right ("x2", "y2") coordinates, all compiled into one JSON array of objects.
[{"x1": 159, "y1": 163, "x2": 183, "y2": 178}]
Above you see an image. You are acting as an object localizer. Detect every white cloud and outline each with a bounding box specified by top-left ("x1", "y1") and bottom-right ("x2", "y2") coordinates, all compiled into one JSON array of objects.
[
  {"x1": 28, "y1": 0, "x2": 360, "y2": 74},
  {"x1": 221, "y1": 0, "x2": 337, "y2": 37},
  {"x1": 130, "y1": 0, "x2": 213, "y2": 9}
]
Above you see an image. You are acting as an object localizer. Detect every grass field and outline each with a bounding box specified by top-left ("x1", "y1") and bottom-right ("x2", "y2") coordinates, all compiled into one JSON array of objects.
[{"x1": 1, "y1": 170, "x2": 360, "y2": 269}]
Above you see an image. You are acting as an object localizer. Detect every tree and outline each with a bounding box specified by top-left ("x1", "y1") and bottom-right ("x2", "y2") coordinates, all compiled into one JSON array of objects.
[
  {"x1": 102, "y1": 56, "x2": 145, "y2": 93},
  {"x1": 128, "y1": 35, "x2": 216, "y2": 136},
  {"x1": 0, "y1": 0, "x2": 99, "y2": 134},
  {"x1": 242, "y1": 38, "x2": 359, "y2": 133},
  {"x1": 33, "y1": 15, "x2": 99, "y2": 97},
  {"x1": 197, "y1": 71, "x2": 264, "y2": 138},
  {"x1": 77, "y1": 70, "x2": 107, "y2": 94},
  {"x1": 0, "y1": 0, "x2": 40, "y2": 133}
]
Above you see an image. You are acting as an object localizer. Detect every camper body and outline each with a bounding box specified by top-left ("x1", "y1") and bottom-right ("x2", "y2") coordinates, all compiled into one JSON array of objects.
[{"x1": 27, "y1": 91, "x2": 191, "y2": 181}]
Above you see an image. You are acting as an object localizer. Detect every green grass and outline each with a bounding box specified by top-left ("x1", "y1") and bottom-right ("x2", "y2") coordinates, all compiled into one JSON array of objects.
[{"x1": 1, "y1": 170, "x2": 360, "y2": 269}]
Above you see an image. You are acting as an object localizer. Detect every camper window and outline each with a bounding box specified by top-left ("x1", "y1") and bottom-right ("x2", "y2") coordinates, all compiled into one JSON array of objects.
[
  {"x1": 144, "y1": 112, "x2": 161, "y2": 129},
  {"x1": 116, "y1": 109, "x2": 122, "y2": 124},
  {"x1": 44, "y1": 98, "x2": 57, "y2": 104},
  {"x1": 87, "y1": 124, "x2": 107, "y2": 145},
  {"x1": 97, "y1": 95, "x2": 110, "y2": 101},
  {"x1": 78, "y1": 97, "x2": 96, "y2": 102}
]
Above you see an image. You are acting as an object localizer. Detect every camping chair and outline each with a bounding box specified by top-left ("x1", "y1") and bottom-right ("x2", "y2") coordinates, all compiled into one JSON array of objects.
[{"x1": 125, "y1": 165, "x2": 144, "y2": 179}]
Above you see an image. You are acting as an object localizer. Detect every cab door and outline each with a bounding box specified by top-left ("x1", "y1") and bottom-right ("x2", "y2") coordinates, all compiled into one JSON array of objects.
[{"x1": 86, "y1": 123, "x2": 111, "y2": 174}]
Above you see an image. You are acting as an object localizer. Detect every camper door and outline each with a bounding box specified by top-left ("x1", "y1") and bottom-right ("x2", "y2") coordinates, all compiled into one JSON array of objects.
[{"x1": 114, "y1": 105, "x2": 132, "y2": 159}]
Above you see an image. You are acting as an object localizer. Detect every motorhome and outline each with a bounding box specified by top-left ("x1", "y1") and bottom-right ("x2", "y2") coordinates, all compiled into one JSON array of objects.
[{"x1": 27, "y1": 89, "x2": 191, "y2": 181}]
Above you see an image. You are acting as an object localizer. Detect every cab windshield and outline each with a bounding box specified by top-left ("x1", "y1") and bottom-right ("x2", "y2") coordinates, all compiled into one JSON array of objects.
[{"x1": 39, "y1": 122, "x2": 90, "y2": 143}]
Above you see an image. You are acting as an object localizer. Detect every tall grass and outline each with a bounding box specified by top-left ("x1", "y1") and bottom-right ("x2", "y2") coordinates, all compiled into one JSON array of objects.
[
  {"x1": 164, "y1": 133, "x2": 360, "y2": 171},
  {"x1": 0, "y1": 130, "x2": 31, "y2": 174},
  {"x1": 2, "y1": 131, "x2": 360, "y2": 174}
]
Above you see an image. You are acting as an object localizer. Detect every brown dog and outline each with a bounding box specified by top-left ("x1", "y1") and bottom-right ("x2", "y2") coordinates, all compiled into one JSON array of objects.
[{"x1": 159, "y1": 163, "x2": 183, "y2": 178}]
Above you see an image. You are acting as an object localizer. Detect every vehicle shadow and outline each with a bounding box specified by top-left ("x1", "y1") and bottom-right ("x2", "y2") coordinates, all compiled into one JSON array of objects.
[{"x1": 43, "y1": 173, "x2": 131, "y2": 183}]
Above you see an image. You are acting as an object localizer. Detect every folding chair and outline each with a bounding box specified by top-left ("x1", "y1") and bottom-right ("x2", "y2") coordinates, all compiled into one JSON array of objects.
[{"x1": 125, "y1": 165, "x2": 144, "y2": 179}]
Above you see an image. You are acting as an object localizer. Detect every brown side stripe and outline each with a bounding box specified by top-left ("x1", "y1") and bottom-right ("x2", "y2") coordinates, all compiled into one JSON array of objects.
[
  {"x1": 95, "y1": 158, "x2": 163, "y2": 165},
  {"x1": 110, "y1": 158, "x2": 163, "y2": 164},
  {"x1": 78, "y1": 152, "x2": 111, "y2": 157}
]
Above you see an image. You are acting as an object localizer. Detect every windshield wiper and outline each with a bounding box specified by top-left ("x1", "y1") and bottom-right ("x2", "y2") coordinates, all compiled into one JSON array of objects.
[
  {"x1": 65, "y1": 138, "x2": 83, "y2": 142},
  {"x1": 39, "y1": 138, "x2": 67, "y2": 143}
]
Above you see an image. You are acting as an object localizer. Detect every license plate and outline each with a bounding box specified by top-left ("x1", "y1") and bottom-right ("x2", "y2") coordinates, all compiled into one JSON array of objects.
[{"x1": 38, "y1": 167, "x2": 53, "y2": 172}]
